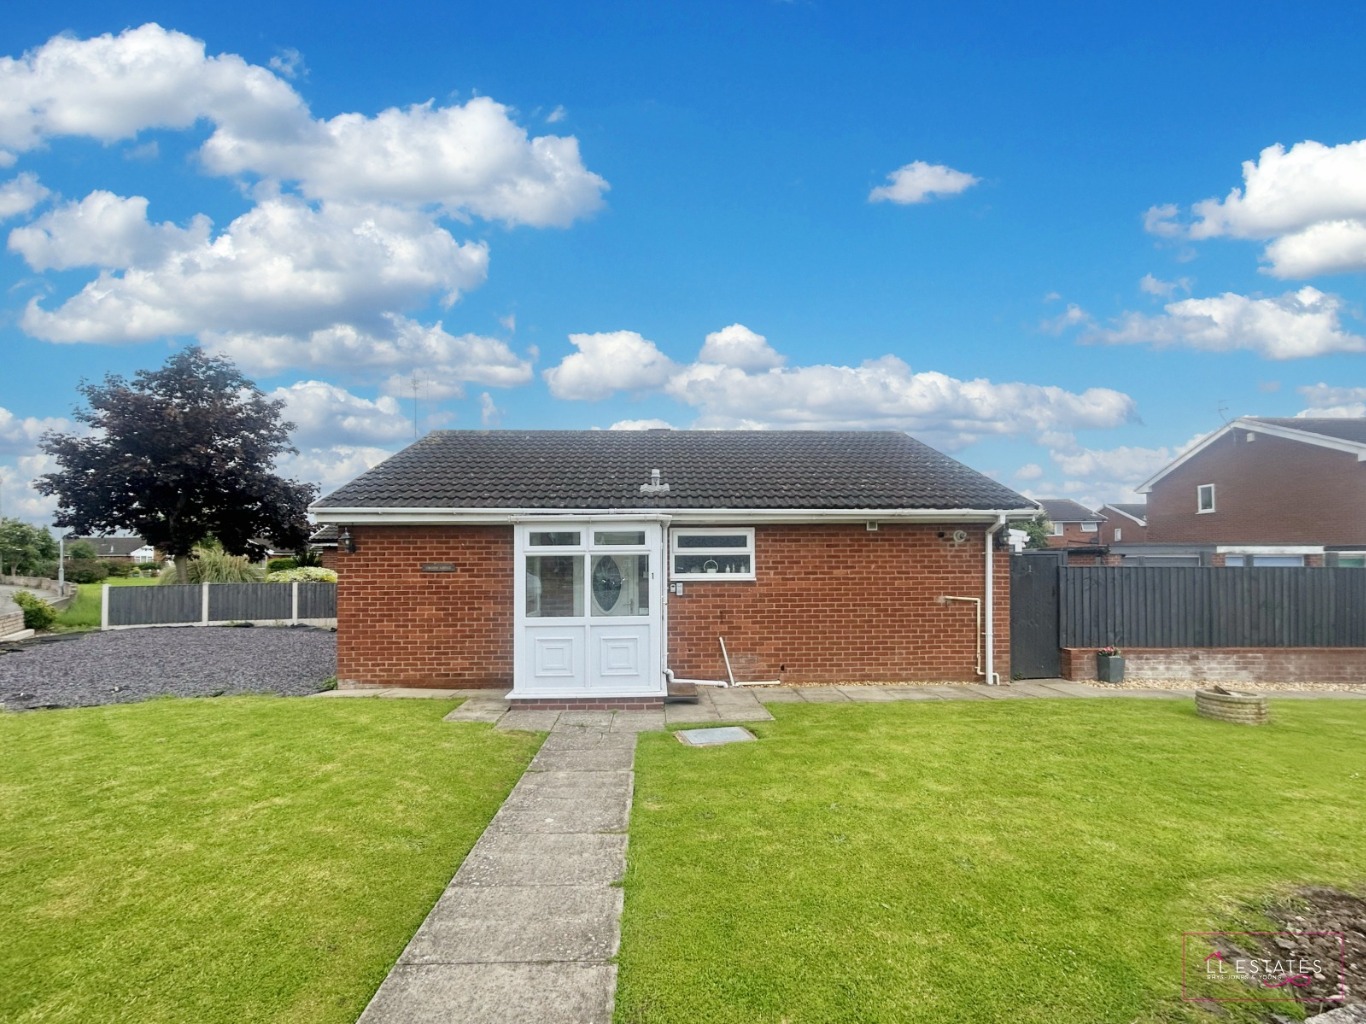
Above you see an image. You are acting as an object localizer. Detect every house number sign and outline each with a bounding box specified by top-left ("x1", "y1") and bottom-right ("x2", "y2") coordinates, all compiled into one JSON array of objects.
[{"x1": 421, "y1": 563, "x2": 457, "y2": 573}]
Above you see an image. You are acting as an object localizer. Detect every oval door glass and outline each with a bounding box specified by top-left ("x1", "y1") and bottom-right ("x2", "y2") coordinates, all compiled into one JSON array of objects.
[{"x1": 591, "y1": 553, "x2": 649, "y2": 616}]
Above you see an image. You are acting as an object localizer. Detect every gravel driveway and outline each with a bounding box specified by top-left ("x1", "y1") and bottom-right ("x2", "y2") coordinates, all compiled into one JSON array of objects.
[{"x1": 0, "y1": 626, "x2": 337, "y2": 710}]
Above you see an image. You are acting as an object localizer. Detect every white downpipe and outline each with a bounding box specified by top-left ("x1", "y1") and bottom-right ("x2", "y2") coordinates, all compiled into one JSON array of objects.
[
  {"x1": 984, "y1": 515, "x2": 1007, "y2": 685},
  {"x1": 719, "y1": 636, "x2": 737, "y2": 686},
  {"x1": 942, "y1": 597, "x2": 982, "y2": 678},
  {"x1": 664, "y1": 668, "x2": 729, "y2": 688}
]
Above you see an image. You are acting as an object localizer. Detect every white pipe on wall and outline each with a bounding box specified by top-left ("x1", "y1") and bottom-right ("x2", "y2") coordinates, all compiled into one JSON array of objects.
[
  {"x1": 984, "y1": 515, "x2": 1007, "y2": 685},
  {"x1": 942, "y1": 597, "x2": 982, "y2": 678}
]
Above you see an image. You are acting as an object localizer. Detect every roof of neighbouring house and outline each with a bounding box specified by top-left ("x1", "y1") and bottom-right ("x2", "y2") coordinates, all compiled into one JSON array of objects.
[
  {"x1": 66, "y1": 535, "x2": 149, "y2": 557},
  {"x1": 312, "y1": 430, "x2": 1034, "y2": 512},
  {"x1": 1035, "y1": 499, "x2": 1105, "y2": 523},
  {"x1": 1137, "y1": 416, "x2": 1366, "y2": 492},
  {"x1": 308, "y1": 524, "x2": 339, "y2": 546},
  {"x1": 1099, "y1": 502, "x2": 1147, "y2": 525}
]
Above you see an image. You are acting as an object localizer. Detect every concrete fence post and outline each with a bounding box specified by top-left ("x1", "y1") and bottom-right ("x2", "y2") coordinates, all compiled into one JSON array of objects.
[
  {"x1": 101, "y1": 584, "x2": 110, "y2": 630},
  {"x1": 291, "y1": 581, "x2": 299, "y2": 625},
  {"x1": 201, "y1": 583, "x2": 210, "y2": 626}
]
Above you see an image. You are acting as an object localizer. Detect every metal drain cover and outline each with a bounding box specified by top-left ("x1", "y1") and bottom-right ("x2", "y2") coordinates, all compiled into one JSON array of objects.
[{"x1": 675, "y1": 726, "x2": 756, "y2": 746}]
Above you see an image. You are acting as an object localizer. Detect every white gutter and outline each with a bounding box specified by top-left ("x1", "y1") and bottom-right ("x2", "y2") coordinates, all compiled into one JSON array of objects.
[
  {"x1": 984, "y1": 515, "x2": 1006, "y2": 685},
  {"x1": 310, "y1": 505, "x2": 1039, "y2": 526}
]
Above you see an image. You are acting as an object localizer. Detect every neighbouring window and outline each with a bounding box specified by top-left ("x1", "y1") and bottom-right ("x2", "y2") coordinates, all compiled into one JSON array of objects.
[
  {"x1": 1337, "y1": 554, "x2": 1366, "y2": 568},
  {"x1": 1197, "y1": 484, "x2": 1216, "y2": 513},
  {"x1": 671, "y1": 528, "x2": 755, "y2": 580},
  {"x1": 1080, "y1": 522, "x2": 1098, "y2": 533},
  {"x1": 1050, "y1": 522, "x2": 1064, "y2": 536},
  {"x1": 1114, "y1": 527, "x2": 1122, "y2": 542}
]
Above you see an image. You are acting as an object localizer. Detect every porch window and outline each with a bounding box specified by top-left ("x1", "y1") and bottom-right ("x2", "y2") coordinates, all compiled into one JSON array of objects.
[
  {"x1": 525, "y1": 555, "x2": 584, "y2": 616},
  {"x1": 671, "y1": 528, "x2": 755, "y2": 580}
]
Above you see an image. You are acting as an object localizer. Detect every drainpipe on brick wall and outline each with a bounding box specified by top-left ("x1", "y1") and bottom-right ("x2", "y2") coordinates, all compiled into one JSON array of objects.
[{"x1": 983, "y1": 515, "x2": 1006, "y2": 685}]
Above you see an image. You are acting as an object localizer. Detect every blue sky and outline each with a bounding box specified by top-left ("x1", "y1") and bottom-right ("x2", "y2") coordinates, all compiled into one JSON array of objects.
[{"x1": 4, "y1": 2, "x2": 1366, "y2": 525}]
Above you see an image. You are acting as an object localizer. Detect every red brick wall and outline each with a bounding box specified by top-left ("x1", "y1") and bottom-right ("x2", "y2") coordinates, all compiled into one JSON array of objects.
[
  {"x1": 335, "y1": 521, "x2": 1011, "y2": 688},
  {"x1": 1148, "y1": 429, "x2": 1366, "y2": 545},
  {"x1": 1061, "y1": 646, "x2": 1366, "y2": 685},
  {"x1": 1099, "y1": 515, "x2": 1147, "y2": 546},
  {"x1": 668, "y1": 523, "x2": 1009, "y2": 684},
  {"x1": 336, "y1": 525, "x2": 514, "y2": 688}
]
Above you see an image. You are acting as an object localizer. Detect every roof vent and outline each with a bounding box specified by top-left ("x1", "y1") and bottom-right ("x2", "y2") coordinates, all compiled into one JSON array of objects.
[{"x1": 640, "y1": 468, "x2": 671, "y2": 495}]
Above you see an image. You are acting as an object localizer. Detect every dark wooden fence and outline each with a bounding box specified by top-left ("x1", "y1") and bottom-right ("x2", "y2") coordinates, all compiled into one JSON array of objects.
[
  {"x1": 105, "y1": 582, "x2": 336, "y2": 629},
  {"x1": 1059, "y1": 566, "x2": 1366, "y2": 648}
]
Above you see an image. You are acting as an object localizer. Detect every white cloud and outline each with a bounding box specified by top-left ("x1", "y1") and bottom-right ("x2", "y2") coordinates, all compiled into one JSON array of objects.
[
  {"x1": 1139, "y1": 273, "x2": 1191, "y2": 298},
  {"x1": 1015, "y1": 463, "x2": 1043, "y2": 481},
  {"x1": 270, "y1": 381, "x2": 412, "y2": 448},
  {"x1": 279, "y1": 445, "x2": 393, "y2": 497},
  {"x1": 1086, "y1": 287, "x2": 1366, "y2": 359},
  {"x1": 1048, "y1": 444, "x2": 1176, "y2": 482},
  {"x1": 1142, "y1": 203, "x2": 1184, "y2": 239},
  {"x1": 0, "y1": 452, "x2": 60, "y2": 524},
  {"x1": 19, "y1": 194, "x2": 489, "y2": 343},
  {"x1": 546, "y1": 105, "x2": 566, "y2": 124},
  {"x1": 0, "y1": 406, "x2": 68, "y2": 455},
  {"x1": 697, "y1": 323, "x2": 785, "y2": 370},
  {"x1": 1297, "y1": 382, "x2": 1366, "y2": 418},
  {"x1": 206, "y1": 316, "x2": 531, "y2": 398},
  {"x1": 479, "y1": 392, "x2": 501, "y2": 427},
  {"x1": 0, "y1": 24, "x2": 606, "y2": 228},
  {"x1": 869, "y1": 161, "x2": 979, "y2": 205},
  {"x1": 1040, "y1": 303, "x2": 1093, "y2": 334},
  {"x1": 543, "y1": 331, "x2": 678, "y2": 400},
  {"x1": 609, "y1": 419, "x2": 673, "y2": 430},
  {"x1": 268, "y1": 48, "x2": 305, "y2": 80},
  {"x1": 0, "y1": 171, "x2": 48, "y2": 219},
  {"x1": 1260, "y1": 219, "x2": 1366, "y2": 278},
  {"x1": 9, "y1": 190, "x2": 211, "y2": 270}
]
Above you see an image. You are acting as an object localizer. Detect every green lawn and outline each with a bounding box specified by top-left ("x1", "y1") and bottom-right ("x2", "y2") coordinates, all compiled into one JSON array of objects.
[
  {"x1": 1, "y1": 698, "x2": 541, "y2": 1023},
  {"x1": 53, "y1": 577, "x2": 157, "y2": 630},
  {"x1": 618, "y1": 698, "x2": 1366, "y2": 1024}
]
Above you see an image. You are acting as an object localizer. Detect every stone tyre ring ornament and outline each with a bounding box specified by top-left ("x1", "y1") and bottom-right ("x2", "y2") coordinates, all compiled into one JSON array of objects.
[{"x1": 1195, "y1": 685, "x2": 1269, "y2": 725}]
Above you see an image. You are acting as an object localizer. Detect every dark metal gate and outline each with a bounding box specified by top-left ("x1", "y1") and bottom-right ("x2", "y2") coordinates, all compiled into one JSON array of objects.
[{"x1": 1010, "y1": 550, "x2": 1064, "y2": 678}]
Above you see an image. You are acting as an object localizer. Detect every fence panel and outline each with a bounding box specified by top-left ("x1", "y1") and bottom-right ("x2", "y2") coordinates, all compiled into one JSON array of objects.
[
  {"x1": 1059, "y1": 566, "x2": 1366, "y2": 648},
  {"x1": 107, "y1": 584, "x2": 202, "y2": 626},
  {"x1": 298, "y1": 582, "x2": 337, "y2": 619},
  {"x1": 209, "y1": 583, "x2": 292, "y2": 622}
]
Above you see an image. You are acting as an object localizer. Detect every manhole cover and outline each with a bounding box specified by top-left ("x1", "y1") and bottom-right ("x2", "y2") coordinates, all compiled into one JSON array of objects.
[{"x1": 675, "y1": 726, "x2": 756, "y2": 746}]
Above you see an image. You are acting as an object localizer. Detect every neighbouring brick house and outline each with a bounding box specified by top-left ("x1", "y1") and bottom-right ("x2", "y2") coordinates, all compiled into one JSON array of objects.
[
  {"x1": 1133, "y1": 416, "x2": 1366, "y2": 567},
  {"x1": 1034, "y1": 498, "x2": 1108, "y2": 563},
  {"x1": 311, "y1": 430, "x2": 1034, "y2": 707},
  {"x1": 1097, "y1": 503, "x2": 1147, "y2": 546},
  {"x1": 67, "y1": 535, "x2": 156, "y2": 562}
]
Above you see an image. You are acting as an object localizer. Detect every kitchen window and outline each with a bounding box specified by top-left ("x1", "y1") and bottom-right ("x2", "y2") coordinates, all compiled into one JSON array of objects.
[{"x1": 671, "y1": 528, "x2": 755, "y2": 580}]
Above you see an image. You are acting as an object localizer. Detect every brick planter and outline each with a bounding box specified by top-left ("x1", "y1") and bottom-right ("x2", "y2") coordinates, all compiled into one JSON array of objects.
[{"x1": 1195, "y1": 688, "x2": 1269, "y2": 725}]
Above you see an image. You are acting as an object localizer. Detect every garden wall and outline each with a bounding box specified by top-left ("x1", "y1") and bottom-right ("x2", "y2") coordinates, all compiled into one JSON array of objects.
[{"x1": 1061, "y1": 646, "x2": 1366, "y2": 685}]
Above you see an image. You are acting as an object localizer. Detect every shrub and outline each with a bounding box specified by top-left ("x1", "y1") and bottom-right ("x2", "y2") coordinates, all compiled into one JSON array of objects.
[
  {"x1": 267, "y1": 557, "x2": 298, "y2": 573},
  {"x1": 13, "y1": 591, "x2": 57, "y2": 631},
  {"x1": 103, "y1": 559, "x2": 135, "y2": 578},
  {"x1": 64, "y1": 559, "x2": 109, "y2": 584},
  {"x1": 295, "y1": 548, "x2": 324, "y2": 568},
  {"x1": 159, "y1": 547, "x2": 264, "y2": 584},
  {"x1": 266, "y1": 567, "x2": 337, "y2": 583}
]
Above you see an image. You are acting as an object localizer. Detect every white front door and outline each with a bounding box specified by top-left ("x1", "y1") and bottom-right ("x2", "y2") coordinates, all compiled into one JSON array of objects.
[{"x1": 513, "y1": 521, "x2": 664, "y2": 698}]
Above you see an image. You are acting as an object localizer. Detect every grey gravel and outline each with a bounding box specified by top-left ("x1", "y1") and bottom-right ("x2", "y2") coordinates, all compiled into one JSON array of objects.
[{"x1": 0, "y1": 626, "x2": 337, "y2": 710}]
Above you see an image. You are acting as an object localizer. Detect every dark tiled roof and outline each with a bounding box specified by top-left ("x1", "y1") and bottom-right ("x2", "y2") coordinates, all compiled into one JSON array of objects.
[
  {"x1": 313, "y1": 430, "x2": 1032, "y2": 512},
  {"x1": 1101, "y1": 502, "x2": 1147, "y2": 523},
  {"x1": 1250, "y1": 417, "x2": 1366, "y2": 445},
  {"x1": 308, "y1": 524, "x2": 339, "y2": 545},
  {"x1": 67, "y1": 536, "x2": 147, "y2": 557},
  {"x1": 1036, "y1": 499, "x2": 1105, "y2": 523}
]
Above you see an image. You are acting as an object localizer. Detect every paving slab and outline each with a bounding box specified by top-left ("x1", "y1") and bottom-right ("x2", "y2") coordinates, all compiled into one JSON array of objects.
[
  {"x1": 837, "y1": 686, "x2": 902, "y2": 702},
  {"x1": 540, "y1": 728, "x2": 639, "y2": 751},
  {"x1": 444, "y1": 701, "x2": 509, "y2": 723},
  {"x1": 402, "y1": 885, "x2": 623, "y2": 964},
  {"x1": 753, "y1": 687, "x2": 804, "y2": 703},
  {"x1": 511, "y1": 770, "x2": 633, "y2": 802},
  {"x1": 664, "y1": 703, "x2": 721, "y2": 724},
  {"x1": 488, "y1": 796, "x2": 628, "y2": 834},
  {"x1": 920, "y1": 685, "x2": 991, "y2": 700},
  {"x1": 454, "y1": 829, "x2": 628, "y2": 888},
  {"x1": 357, "y1": 962, "x2": 616, "y2": 1024},
  {"x1": 792, "y1": 687, "x2": 851, "y2": 702},
  {"x1": 610, "y1": 711, "x2": 667, "y2": 732},
  {"x1": 557, "y1": 710, "x2": 617, "y2": 728},
  {"x1": 531, "y1": 746, "x2": 637, "y2": 772},
  {"x1": 497, "y1": 709, "x2": 562, "y2": 731}
]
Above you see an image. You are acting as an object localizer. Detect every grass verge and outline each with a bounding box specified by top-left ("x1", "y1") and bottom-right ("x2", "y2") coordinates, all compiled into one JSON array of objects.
[
  {"x1": 618, "y1": 698, "x2": 1366, "y2": 1024},
  {"x1": 1, "y1": 697, "x2": 540, "y2": 1023},
  {"x1": 52, "y1": 577, "x2": 158, "y2": 631}
]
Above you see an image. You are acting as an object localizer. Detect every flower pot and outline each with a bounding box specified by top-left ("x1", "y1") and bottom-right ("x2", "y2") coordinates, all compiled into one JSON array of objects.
[
  {"x1": 1096, "y1": 653, "x2": 1125, "y2": 684},
  {"x1": 1195, "y1": 688, "x2": 1268, "y2": 725}
]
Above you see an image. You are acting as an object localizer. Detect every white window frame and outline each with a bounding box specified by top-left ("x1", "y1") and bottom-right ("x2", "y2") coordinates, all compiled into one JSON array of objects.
[
  {"x1": 1080, "y1": 521, "x2": 1098, "y2": 533},
  {"x1": 1113, "y1": 527, "x2": 1122, "y2": 542},
  {"x1": 1050, "y1": 522, "x2": 1064, "y2": 537},
  {"x1": 1197, "y1": 483, "x2": 1216, "y2": 513},
  {"x1": 670, "y1": 527, "x2": 756, "y2": 581}
]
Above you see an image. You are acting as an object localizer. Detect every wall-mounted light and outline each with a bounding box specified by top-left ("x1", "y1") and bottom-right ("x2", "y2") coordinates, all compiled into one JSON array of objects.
[{"x1": 338, "y1": 527, "x2": 357, "y2": 553}]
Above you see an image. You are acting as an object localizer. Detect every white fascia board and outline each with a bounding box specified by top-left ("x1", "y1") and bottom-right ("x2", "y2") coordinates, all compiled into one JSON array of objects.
[
  {"x1": 1101, "y1": 504, "x2": 1147, "y2": 526},
  {"x1": 309, "y1": 505, "x2": 1040, "y2": 525},
  {"x1": 1215, "y1": 544, "x2": 1324, "y2": 556}
]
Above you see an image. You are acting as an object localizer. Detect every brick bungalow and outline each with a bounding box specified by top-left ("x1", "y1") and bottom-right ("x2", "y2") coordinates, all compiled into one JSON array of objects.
[{"x1": 310, "y1": 430, "x2": 1034, "y2": 708}]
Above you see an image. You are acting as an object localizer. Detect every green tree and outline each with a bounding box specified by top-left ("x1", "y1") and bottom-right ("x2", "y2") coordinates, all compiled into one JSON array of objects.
[
  {"x1": 65, "y1": 539, "x2": 98, "y2": 561},
  {"x1": 0, "y1": 518, "x2": 58, "y2": 576},
  {"x1": 1018, "y1": 514, "x2": 1053, "y2": 550},
  {"x1": 38, "y1": 348, "x2": 316, "y2": 582}
]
